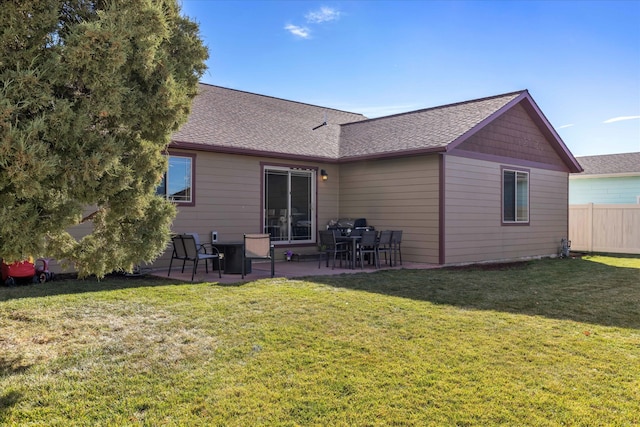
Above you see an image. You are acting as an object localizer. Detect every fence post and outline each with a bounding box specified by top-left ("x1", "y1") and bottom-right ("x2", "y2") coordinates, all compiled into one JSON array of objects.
[{"x1": 587, "y1": 203, "x2": 594, "y2": 252}]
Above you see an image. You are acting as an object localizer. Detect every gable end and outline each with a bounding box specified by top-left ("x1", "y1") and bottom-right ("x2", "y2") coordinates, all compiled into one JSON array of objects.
[{"x1": 453, "y1": 102, "x2": 568, "y2": 170}]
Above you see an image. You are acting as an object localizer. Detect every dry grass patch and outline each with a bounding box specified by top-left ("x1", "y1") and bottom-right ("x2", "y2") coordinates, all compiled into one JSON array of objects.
[{"x1": 2, "y1": 302, "x2": 216, "y2": 375}]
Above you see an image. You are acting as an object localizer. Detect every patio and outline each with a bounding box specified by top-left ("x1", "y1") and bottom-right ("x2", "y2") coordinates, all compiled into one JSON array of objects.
[{"x1": 152, "y1": 257, "x2": 439, "y2": 284}]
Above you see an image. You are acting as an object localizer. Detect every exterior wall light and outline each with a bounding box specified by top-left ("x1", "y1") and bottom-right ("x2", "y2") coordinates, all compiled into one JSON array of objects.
[{"x1": 320, "y1": 169, "x2": 328, "y2": 181}]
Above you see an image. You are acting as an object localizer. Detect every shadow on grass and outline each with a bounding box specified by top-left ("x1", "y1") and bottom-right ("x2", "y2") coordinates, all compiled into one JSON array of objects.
[
  {"x1": 0, "y1": 270, "x2": 249, "y2": 302},
  {"x1": 2, "y1": 258, "x2": 638, "y2": 330},
  {"x1": 0, "y1": 273, "x2": 183, "y2": 302},
  {"x1": 0, "y1": 356, "x2": 32, "y2": 376},
  {"x1": 0, "y1": 390, "x2": 22, "y2": 417},
  {"x1": 302, "y1": 257, "x2": 640, "y2": 330}
]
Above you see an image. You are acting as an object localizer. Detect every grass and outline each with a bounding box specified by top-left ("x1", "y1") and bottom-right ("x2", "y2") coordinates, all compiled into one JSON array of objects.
[{"x1": 1, "y1": 255, "x2": 639, "y2": 425}]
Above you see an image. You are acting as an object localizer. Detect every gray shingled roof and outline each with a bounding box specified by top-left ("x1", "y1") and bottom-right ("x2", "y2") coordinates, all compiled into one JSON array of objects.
[
  {"x1": 172, "y1": 85, "x2": 574, "y2": 167},
  {"x1": 338, "y1": 91, "x2": 523, "y2": 159},
  {"x1": 575, "y1": 152, "x2": 640, "y2": 176},
  {"x1": 171, "y1": 84, "x2": 367, "y2": 160}
]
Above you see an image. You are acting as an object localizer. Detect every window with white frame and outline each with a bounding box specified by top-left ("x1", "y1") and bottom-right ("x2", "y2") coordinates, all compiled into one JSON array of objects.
[
  {"x1": 156, "y1": 155, "x2": 193, "y2": 203},
  {"x1": 264, "y1": 166, "x2": 316, "y2": 244},
  {"x1": 503, "y1": 169, "x2": 529, "y2": 223}
]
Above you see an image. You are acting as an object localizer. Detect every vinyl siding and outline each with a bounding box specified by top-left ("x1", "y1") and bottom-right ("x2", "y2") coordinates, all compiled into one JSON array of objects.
[
  {"x1": 154, "y1": 150, "x2": 337, "y2": 268},
  {"x1": 338, "y1": 155, "x2": 440, "y2": 264},
  {"x1": 443, "y1": 155, "x2": 568, "y2": 264},
  {"x1": 569, "y1": 176, "x2": 640, "y2": 204}
]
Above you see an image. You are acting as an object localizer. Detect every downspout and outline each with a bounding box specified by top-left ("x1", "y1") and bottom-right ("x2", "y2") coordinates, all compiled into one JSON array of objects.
[{"x1": 439, "y1": 153, "x2": 446, "y2": 265}]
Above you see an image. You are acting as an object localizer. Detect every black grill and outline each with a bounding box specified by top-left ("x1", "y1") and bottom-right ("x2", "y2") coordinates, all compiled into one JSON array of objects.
[{"x1": 327, "y1": 218, "x2": 374, "y2": 236}]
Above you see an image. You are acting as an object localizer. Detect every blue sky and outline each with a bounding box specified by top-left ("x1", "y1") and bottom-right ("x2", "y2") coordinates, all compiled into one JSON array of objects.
[{"x1": 180, "y1": 0, "x2": 640, "y2": 157}]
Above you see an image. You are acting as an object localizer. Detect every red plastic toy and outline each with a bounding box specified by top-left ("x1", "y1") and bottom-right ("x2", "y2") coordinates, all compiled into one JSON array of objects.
[{"x1": 1, "y1": 259, "x2": 37, "y2": 286}]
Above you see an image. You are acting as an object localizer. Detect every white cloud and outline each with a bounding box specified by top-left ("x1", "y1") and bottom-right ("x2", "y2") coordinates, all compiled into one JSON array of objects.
[
  {"x1": 284, "y1": 24, "x2": 311, "y2": 39},
  {"x1": 285, "y1": 7, "x2": 341, "y2": 40},
  {"x1": 305, "y1": 7, "x2": 341, "y2": 24},
  {"x1": 603, "y1": 115, "x2": 640, "y2": 124},
  {"x1": 558, "y1": 124, "x2": 574, "y2": 129}
]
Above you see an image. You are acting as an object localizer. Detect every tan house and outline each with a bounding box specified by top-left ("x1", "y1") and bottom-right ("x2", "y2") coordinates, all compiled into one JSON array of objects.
[{"x1": 156, "y1": 83, "x2": 582, "y2": 267}]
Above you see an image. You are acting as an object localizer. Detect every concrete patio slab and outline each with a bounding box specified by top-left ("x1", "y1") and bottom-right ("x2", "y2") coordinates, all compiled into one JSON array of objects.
[{"x1": 150, "y1": 258, "x2": 440, "y2": 284}]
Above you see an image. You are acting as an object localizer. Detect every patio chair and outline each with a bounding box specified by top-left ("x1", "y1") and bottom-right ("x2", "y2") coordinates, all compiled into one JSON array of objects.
[
  {"x1": 242, "y1": 234, "x2": 274, "y2": 279},
  {"x1": 168, "y1": 234, "x2": 189, "y2": 277},
  {"x1": 377, "y1": 230, "x2": 394, "y2": 266},
  {"x1": 357, "y1": 230, "x2": 379, "y2": 269},
  {"x1": 185, "y1": 232, "x2": 209, "y2": 255},
  {"x1": 318, "y1": 230, "x2": 349, "y2": 269},
  {"x1": 169, "y1": 234, "x2": 221, "y2": 282},
  {"x1": 391, "y1": 230, "x2": 403, "y2": 266},
  {"x1": 187, "y1": 232, "x2": 225, "y2": 273}
]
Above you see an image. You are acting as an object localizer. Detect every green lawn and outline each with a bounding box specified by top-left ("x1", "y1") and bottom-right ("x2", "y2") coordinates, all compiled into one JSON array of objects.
[{"x1": 1, "y1": 256, "x2": 639, "y2": 425}]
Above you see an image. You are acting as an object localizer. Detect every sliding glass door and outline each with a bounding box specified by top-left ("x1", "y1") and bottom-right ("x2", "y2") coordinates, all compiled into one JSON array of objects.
[{"x1": 264, "y1": 167, "x2": 315, "y2": 243}]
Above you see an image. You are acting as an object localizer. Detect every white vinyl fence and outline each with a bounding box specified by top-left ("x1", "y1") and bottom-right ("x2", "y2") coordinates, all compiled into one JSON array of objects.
[{"x1": 569, "y1": 204, "x2": 640, "y2": 254}]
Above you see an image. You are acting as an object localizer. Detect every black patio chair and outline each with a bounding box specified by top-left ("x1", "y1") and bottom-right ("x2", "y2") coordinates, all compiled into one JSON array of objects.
[
  {"x1": 168, "y1": 234, "x2": 188, "y2": 277},
  {"x1": 391, "y1": 230, "x2": 403, "y2": 266},
  {"x1": 318, "y1": 230, "x2": 349, "y2": 269},
  {"x1": 357, "y1": 230, "x2": 379, "y2": 269},
  {"x1": 168, "y1": 234, "x2": 221, "y2": 282},
  {"x1": 377, "y1": 230, "x2": 394, "y2": 266}
]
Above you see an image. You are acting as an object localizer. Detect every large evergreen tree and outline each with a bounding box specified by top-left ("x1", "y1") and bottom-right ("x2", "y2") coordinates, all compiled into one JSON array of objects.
[{"x1": 0, "y1": 0, "x2": 208, "y2": 277}]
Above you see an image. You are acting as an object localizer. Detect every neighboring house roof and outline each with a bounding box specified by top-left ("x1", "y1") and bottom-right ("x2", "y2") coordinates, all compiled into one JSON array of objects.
[
  {"x1": 171, "y1": 83, "x2": 582, "y2": 172},
  {"x1": 573, "y1": 152, "x2": 640, "y2": 178}
]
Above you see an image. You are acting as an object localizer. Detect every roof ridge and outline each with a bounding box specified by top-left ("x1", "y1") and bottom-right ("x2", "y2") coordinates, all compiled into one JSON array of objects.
[
  {"x1": 198, "y1": 82, "x2": 366, "y2": 118},
  {"x1": 576, "y1": 152, "x2": 640, "y2": 158},
  {"x1": 340, "y1": 89, "x2": 528, "y2": 127}
]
